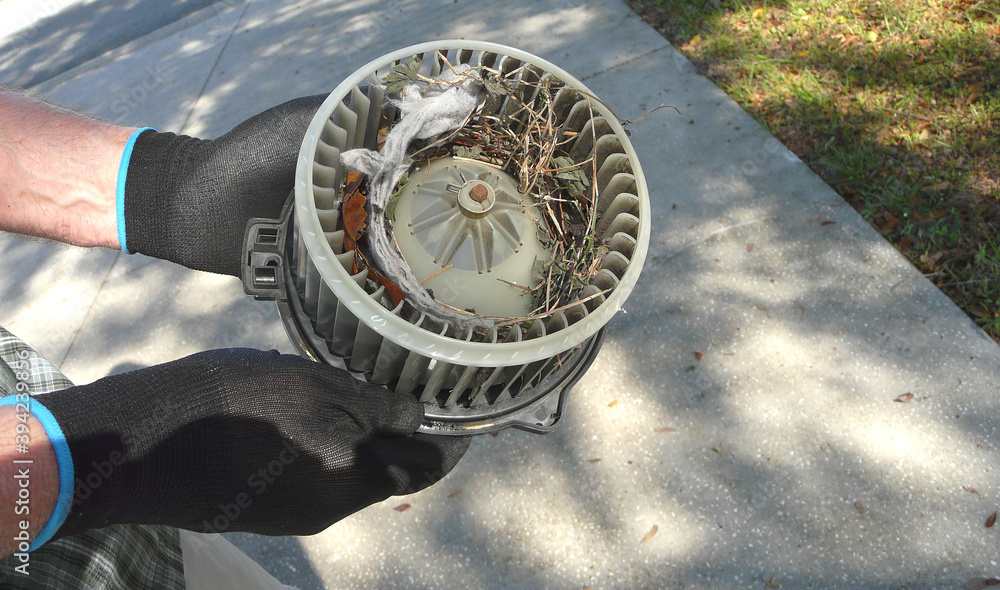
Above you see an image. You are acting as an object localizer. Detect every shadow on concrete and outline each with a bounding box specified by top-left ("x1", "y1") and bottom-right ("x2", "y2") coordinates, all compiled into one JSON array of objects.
[
  {"x1": 627, "y1": 0, "x2": 1000, "y2": 341},
  {"x1": 0, "y1": 0, "x2": 998, "y2": 588},
  {"x1": 0, "y1": 0, "x2": 232, "y2": 89}
]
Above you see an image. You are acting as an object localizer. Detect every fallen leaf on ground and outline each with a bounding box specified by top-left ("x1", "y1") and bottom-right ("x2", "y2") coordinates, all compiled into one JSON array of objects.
[
  {"x1": 757, "y1": 304, "x2": 768, "y2": 311},
  {"x1": 747, "y1": 243, "x2": 755, "y2": 252},
  {"x1": 967, "y1": 578, "x2": 1000, "y2": 589},
  {"x1": 608, "y1": 400, "x2": 618, "y2": 407},
  {"x1": 394, "y1": 503, "x2": 412, "y2": 512},
  {"x1": 921, "y1": 181, "x2": 951, "y2": 192},
  {"x1": 964, "y1": 486, "x2": 980, "y2": 495},
  {"x1": 882, "y1": 211, "x2": 901, "y2": 231},
  {"x1": 895, "y1": 393, "x2": 914, "y2": 403},
  {"x1": 712, "y1": 445, "x2": 723, "y2": 453},
  {"x1": 821, "y1": 220, "x2": 837, "y2": 226},
  {"x1": 641, "y1": 524, "x2": 658, "y2": 543},
  {"x1": 855, "y1": 501, "x2": 867, "y2": 514},
  {"x1": 967, "y1": 82, "x2": 984, "y2": 101},
  {"x1": 971, "y1": 307, "x2": 991, "y2": 319},
  {"x1": 695, "y1": 352, "x2": 703, "y2": 361},
  {"x1": 987, "y1": 511, "x2": 997, "y2": 528}
]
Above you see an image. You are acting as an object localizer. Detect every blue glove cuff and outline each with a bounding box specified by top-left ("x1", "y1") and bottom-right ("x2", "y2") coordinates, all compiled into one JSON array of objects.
[
  {"x1": 116, "y1": 127, "x2": 156, "y2": 254},
  {"x1": 0, "y1": 395, "x2": 74, "y2": 551}
]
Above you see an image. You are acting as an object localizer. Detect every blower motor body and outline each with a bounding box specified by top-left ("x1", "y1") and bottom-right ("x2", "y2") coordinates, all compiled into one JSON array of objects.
[{"x1": 243, "y1": 41, "x2": 650, "y2": 436}]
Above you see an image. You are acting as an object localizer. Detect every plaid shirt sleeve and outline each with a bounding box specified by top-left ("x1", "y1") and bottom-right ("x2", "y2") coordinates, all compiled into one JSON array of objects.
[{"x1": 0, "y1": 326, "x2": 186, "y2": 590}]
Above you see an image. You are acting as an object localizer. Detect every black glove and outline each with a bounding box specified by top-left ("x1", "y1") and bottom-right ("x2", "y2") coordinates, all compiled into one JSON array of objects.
[
  {"x1": 34, "y1": 349, "x2": 468, "y2": 539},
  {"x1": 121, "y1": 95, "x2": 327, "y2": 276}
]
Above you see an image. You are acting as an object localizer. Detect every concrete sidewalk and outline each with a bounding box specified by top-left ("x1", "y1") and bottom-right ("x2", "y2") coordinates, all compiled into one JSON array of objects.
[{"x1": 3, "y1": 0, "x2": 1000, "y2": 588}]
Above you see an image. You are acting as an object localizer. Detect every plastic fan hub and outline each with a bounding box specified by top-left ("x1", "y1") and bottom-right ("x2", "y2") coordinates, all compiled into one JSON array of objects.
[{"x1": 391, "y1": 157, "x2": 548, "y2": 318}]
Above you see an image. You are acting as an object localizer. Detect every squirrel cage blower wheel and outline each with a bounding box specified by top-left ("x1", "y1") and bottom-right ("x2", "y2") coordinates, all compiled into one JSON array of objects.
[{"x1": 243, "y1": 41, "x2": 650, "y2": 436}]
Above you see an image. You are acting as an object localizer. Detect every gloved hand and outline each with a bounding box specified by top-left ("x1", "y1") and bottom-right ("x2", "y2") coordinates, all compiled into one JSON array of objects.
[
  {"x1": 27, "y1": 349, "x2": 468, "y2": 544},
  {"x1": 119, "y1": 95, "x2": 327, "y2": 276}
]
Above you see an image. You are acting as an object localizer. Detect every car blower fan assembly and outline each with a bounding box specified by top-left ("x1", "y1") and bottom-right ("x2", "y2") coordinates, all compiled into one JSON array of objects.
[{"x1": 244, "y1": 41, "x2": 650, "y2": 436}]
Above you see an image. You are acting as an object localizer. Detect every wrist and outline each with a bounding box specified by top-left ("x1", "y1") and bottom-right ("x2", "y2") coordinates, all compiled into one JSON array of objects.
[
  {"x1": 0, "y1": 401, "x2": 64, "y2": 555},
  {"x1": 0, "y1": 91, "x2": 138, "y2": 248}
]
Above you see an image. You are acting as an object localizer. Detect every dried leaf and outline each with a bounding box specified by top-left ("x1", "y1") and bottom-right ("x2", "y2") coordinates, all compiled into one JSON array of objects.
[
  {"x1": 394, "y1": 503, "x2": 412, "y2": 512},
  {"x1": 342, "y1": 173, "x2": 368, "y2": 241},
  {"x1": 747, "y1": 243, "x2": 755, "y2": 252},
  {"x1": 821, "y1": 220, "x2": 837, "y2": 226},
  {"x1": 365, "y1": 266, "x2": 406, "y2": 307},
  {"x1": 922, "y1": 181, "x2": 951, "y2": 192},
  {"x1": 588, "y1": 458, "x2": 602, "y2": 464},
  {"x1": 752, "y1": 7, "x2": 765, "y2": 18},
  {"x1": 448, "y1": 489, "x2": 463, "y2": 498},
  {"x1": 484, "y1": 77, "x2": 512, "y2": 99},
  {"x1": 855, "y1": 501, "x2": 867, "y2": 514},
  {"x1": 712, "y1": 445, "x2": 723, "y2": 453},
  {"x1": 764, "y1": 575, "x2": 781, "y2": 589},
  {"x1": 551, "y1": 156, "x2": 591, "y2": 199},
  {"x1": 882, "y1": 211, "x2": 901, "y2": 231},
  {"x1": 966, "y1": 578, "x2": 1000, "y2": 590},
  {"x1": 640, "y1": 524, "x2": 658, "y2": 543},
  {"x1": 757, "y1": 304, "x2": 768, "y2": 311},
  {"x1": 694, "y1": 352, "x2": 703, "y2": 361},
  {"x1": 970, "y1": 307, "x2": 991, "y2": 319},
  {"x1": 964, "y1": 486, "x2": 980, "y2": 495},
  {"x1": 454, "y1": 145, "x2": 484, "y2": 159},
  {"x1": 655, "y1": 427, "x2": 678, "y2": 433},
  {"x1": 987, "y1": 511, "x2": 997, "y2": 528},
  {"x1": 608, "y1": 400, "x2": 618, "y2": 407},
  {"x1": 895, "y1": 393, "x2": 914, "y2": 403},
  {"x1": 383, "y1": 56, "x2": 423, "y2": 94},
  {"x1": 967, "y1": 81, "x2": 984, "y2": 101}
]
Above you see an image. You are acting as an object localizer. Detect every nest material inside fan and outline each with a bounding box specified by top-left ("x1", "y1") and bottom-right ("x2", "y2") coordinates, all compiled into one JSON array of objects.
[{"x1": 339, "y1": 52, "x2": 628, "y2": 336}]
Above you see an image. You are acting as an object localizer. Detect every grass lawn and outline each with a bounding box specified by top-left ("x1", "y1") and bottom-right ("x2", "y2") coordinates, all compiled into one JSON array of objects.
[{"x1": 626, "y1": 0, "x2": 1000, "y2": 342}]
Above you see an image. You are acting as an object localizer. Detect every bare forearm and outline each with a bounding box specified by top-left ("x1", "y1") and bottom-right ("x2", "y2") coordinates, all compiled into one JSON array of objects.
[
  {"x1": 0, "y1": 90, "x2": 137, "y2": 248},
  {"x1": 0, "y1": 406, "x2": 58, "y2": 558}
]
